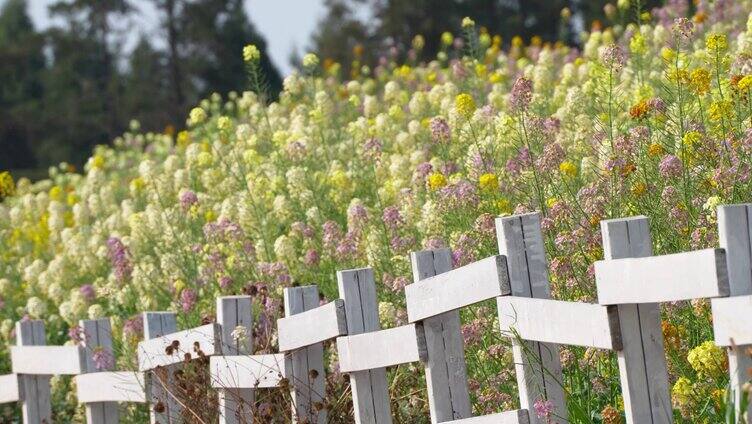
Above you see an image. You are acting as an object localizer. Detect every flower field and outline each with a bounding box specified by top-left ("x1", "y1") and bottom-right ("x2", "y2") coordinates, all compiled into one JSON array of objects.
[{"x1": 3, "y1": 1, "x2": 752, "y2": 422}]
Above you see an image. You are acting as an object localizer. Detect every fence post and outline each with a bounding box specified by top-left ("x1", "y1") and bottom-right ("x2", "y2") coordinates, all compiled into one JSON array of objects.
[
  {"x1": 143, "y1": 312, "x2": 180, "y2": 424},
  {"x1": 16, "y1": 320, "x2": 52, "y2": 424},
  {"x1": 80, "y1": 318, "x2": 118, "y2": 424},
  {"x1": 337, "y1": 267, "x2": 392, "y2": 424},
  {"x1": 283, "y1": 286, "x2": 327, "y2": 423},
  {"x1": 216, "y1": 296, "x2": 254, "y2": 424},
  {"x1": 600, "y1": 216, "x2": 672, "y2": 424},
  {"x1": 410, "y1": 249, "x2": 472, "y2": 423},
  {"x1": 495, "y1": 213, "x2": 568, "y2": 424},
  {"x1": 717, "y1": 204, "x2": 752, "y2": 419}
]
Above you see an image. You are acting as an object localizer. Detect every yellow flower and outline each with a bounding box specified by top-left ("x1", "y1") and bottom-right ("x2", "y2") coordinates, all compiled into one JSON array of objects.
[
  {"x1": 601, "y1": 405, "x2": 622, "y2": 424},
  {"x1": 462, "y1": 17, "x2": 475, "y2": 28},
  {"x1": 217, "y1": 116, "x2": 232, "y2": 132},
  {"x1": 706, "y1": 33, "x2": 728, "y2": 52},
  {"x1": 189, "y1": 107, "x2": 207, "y2": 126},
  {"x1": 672, "y1": 377, "x2": 694, "y2": 408},
  {"x1": 630, "y1": 34, "x2": 647, "y2": 55},
  {"x1": 708, "y1": 100, "x2": 732, "y2": 121},
  {"x1": 49, "y1": 186, "x2": 63, "y2": 201},
  {"x1": 682, "y1": 130, "x2": 701, "y2": 148},
  {"x1": 176, "y1": 130, "x2": 190, "y2": 147},
  {"x1": 478, "y1": 173, "x2": 498, "y2": 191},
  {"x1": 427, "y1": 172, "x2": 447, "y2": 190},
  {"x1": 0, "y1": 171, "x2": 15, "y2": 198},
  {"x1": 687, "y1": 340, "x2": 727, "y2": 378},
  {"x1": 302, "y1": 53, "x2": 319, "y2": 69},
  {"x1": 91, "y1": 154, "x2": 105, "y2": 169},
  {"x1": 631, "y1": 182, "x2": 647, "y2": 196},
  {"x1": 412, "y1": 34, "x2": 425, "y2": 51},
  {"x1": 738, "y1": 75, "x2": 752, "y2": 91},
  {"x1": 455, "y1": 93, "x2": 476, "y2": 120},
  {"x1": 441, "y1": 31, "x2": 454, "y2": 46},
  {"x1": 689, "y1": 68, "x2": 711, "y2": 95},
  {"x1": 242, "y1": 44, "x2": 260, "y2": 63},
  {"x1": 197, "y1": 152, "x2": 213, "y2": 167},
  {"x1": 204, "y1": 210, "x2": 217, "y2": 222},
  {"x1": 559, "y1": 161, "x2": 577, "y2": 177},
  {"x1": 329, "y1": 169, "x2": 350, "y2": 189},
  {"x1": 647, "y1": 143, "x2": 664, "y2": 157},
  {"x1": 496, "y1": 198, "x2": 511, "y2": 213}
]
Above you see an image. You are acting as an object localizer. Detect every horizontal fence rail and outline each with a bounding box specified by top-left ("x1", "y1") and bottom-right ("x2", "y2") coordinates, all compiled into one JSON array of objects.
[{"x1": 3, "y1": 204, "x2": 752, "y2": 423}]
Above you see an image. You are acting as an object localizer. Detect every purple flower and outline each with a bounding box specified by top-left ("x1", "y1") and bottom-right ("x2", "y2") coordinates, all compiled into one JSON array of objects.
[
  {"x1": 304, "y1": 249, "x2": 320, "y2": 266},
  {"x1": 69, "y1": 325, "x2": 85, "y2": 345},
  {"x1": 600, "y1": 44, "x2": 627, "y2": 71},
  {"x1": 180, "y1": 190, "x2": 198, "y2": 211},
  {"x1": 322, "y1": 221, "x2": 343, "y2": 248},
  {"x1": 673, "y1": 17, "x2": 694, "y2": 40},
  {"x1": 533, "y1": 399, "x2": 554, "y2": 419},
  {"x1": 535, "y1": 143, "x2": 566, "y2": 173},
  {"x1": 363, "y1": 137, "x2": 382, "y2": 160},
  {"x1": 424, "y1": 237, "x2": 446, "y2": 250},
  {"x1": 291, "y1": 221, "x2": 315, "y2": 238},
  {"x1": 382, "y1": 206, "x2": 404, "y2": 230},
  {"x1": 79, "y1": 284, "x2": 96, "y2": 302},
  {"x1": 430, "y1": 117, "x2": 451, "y2": 143},
  {"x1": 219, "y1": 276, "x2": 233, "y2": 289},
  {"x1": 659, "y1": 154, "x2": 683, "y2": 178},
  {"x1": 414, "y1": 162, "x2": 433, "y2": 181},
  {"x1": 181, "y1": 289, "x2": 197, "y2": 312},
  {"x1": 509, "y1": 77, "x2": 533, "y2": 113},
  {"x1": 123, "y1": 315, "x2": 143, "y2": 340},
  {"x1": 107, "y1": 237, "x2": 132, "y2": 283},
  {"x1": 92, "y1": 347, "x2": 115, "y2": 371},
  {"x1": 347, "y1": 203, "x2": 369, "y2": 231}
]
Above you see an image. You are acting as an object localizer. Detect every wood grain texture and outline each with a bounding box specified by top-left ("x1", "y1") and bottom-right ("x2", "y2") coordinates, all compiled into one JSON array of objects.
[
  {"x1": 137, "y1": 323, "x2": 220, "y2": 371},
  {"x1": 443, "y1": 410, "x2": 530, "y2": 424},
  {"x1": 80, "y1": 318, "x2": 119, "y2": 424},
  {"x1": 337, "y1": 323, "x2": 427, "y2": 372},
  {"x1": 406, "y1": 253, "x2": 510, "y2": 322},
  {"x1": 284, "y1": 285, "x2": 328, "y2": 423},
  {"x1": 16, "y1": 320, "x2": 52, "y2": 424},
  {"x1": 337, "y1": 267, "x2": 392, "y2": 424},
  {"x1": 210, "y1": 354, "x2": 290, "y2": 389},
  {"x1": 497, "y1": 297, "x2": 621, "y2": 350},
  {"x1": 595, "y1": 248, "x2": 729, "y2": 304},
  {"x1": 496, "y1": 213, "x2": 567, "y2": 424},
  {"x1": 717, "y1": 204, "x2": 752, "y2": 421},
  {"x1": 75, "y1": 372, "x2": 146, "y2": 403},
  {"x1": 600, "y1": 216, "x2": 673, "y2": 424},
  {"x1": 11, "y1": 346, "x2": 85, "y2": 375},
  {"x1": 0, "y1": 374, "x2": 20, "y2": 403},
  {"x1": 143, "y1": 312, "x2": 180, "y2": 424},
  {"x1": 278, "y1": 298, "x2": 347, "y2": 351},
  {"x1": 216, "y1": 296, "x2": 255, "y2": 424},
  {"x1": 410, "y1": 248, "x2": 472, "y2": 423}
]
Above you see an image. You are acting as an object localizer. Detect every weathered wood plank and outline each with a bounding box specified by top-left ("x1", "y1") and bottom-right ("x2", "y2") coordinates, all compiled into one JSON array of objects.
[
  {"x1": 595, "y1": 248, "x2": 729, "y2": 304},
  {"x1": 16, "y1": 320, "x2": 52, "y2": 424},
  {"x1": 337, "y1": 267, "x2": 392, "y2": 424},
  {"x1": 410, "y1": 248, "x2": 472, "y2": 423},
  {"x1": 137, "y1": 323, "x2": 220, "y2": 371},
  {"x1": 337, "y1": 323, "x2": 427, "y2": 373},
  {"x1": 444, "y1": 410, "x2": 530, "y2": 424},
  {"x1": 216, "y1": 296, "x2": 254, "y2": 424},
  {"x1": 496, "y1": 213, "x2": 568, "y2": 424},
  {"x1": 600, "y1": 216, "x2": 673, "y2": 424},
  {"x1": 278, "y1": 298, "x2": 347, "y2": 351},
  {"x1": 497, "y1": 297, "x2": 621, "y2": 350},
  {"x1": 0, "y1": 374, "x2": 20, "y2": 403},
  {"x1": 143, "y1": 312, "x2": 179, "y2": 424},
  {"x1": 210, "y1": 354, "x2": 290, "y2": 389},
  {"x1": 80, "y1": 318, "x2": 119, "y2": 424},
  {"x1": 284, "y1": 285, "x2": 328, "y2": 423},
  {"x1": 712, "y1": 295, "x2": 752, "y2": 346},
  {"x1": 406, "y1": 253, "x2": 511, "y2": 322},
  {"x1": 75, "y1": 372, "x2": 147, "y2": 403},
  {"x1": 717, "y1": 204, "x2": 752, "y2": 421},
  {"x1": 11, "y1": 346, "x2": 85, "y2": 375}
]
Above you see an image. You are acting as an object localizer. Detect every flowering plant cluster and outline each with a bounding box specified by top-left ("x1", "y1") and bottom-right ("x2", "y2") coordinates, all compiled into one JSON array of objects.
[{"x1": 2, "y1": 1, "x2": 752, "y2": 421}]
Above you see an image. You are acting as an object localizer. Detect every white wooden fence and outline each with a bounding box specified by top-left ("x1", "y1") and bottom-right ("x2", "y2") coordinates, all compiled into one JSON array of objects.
[{"x1": 2, "y1": 204, "x2": 752, "y2": 424}]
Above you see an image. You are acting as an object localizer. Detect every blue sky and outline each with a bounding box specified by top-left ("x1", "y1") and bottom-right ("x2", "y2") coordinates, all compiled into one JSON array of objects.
[{"x1": 19, "y1": 0, "x2": 331, "y2": 75}]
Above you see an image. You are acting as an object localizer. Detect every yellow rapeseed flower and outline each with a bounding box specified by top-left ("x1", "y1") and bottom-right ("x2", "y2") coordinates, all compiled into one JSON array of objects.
[
  {"x1": 687, "y1": 340, "x2": 727, "y2": 378},
  {"x1": 177, "y1": 130, "x2": 190, "y2": 147},
  {"x1": 706, "y1": 33, "x2": 728, "y2": 52},
  {"x1": 559, "y1": 161, "x2": 577, "y2": 177},
  {"x1": 91, "y1": 154, "x2": 105, "y2": 169},
  {"x1": 0, "y1": 171, "x2": 15, "y2": 198},
  {"x1": 708, "y1": 100, "x2": 732, "y2": 121},
  {"x1": 189, "y1": 107, "x2": 207, "y2": 126},
  {"x1": 441, "y1": 31, "x2": 454, "y2": 46},
  {"x1": 672, "y1": 377, "x2": 694, "y2": 408},
  {"x1": 647, "y1": 142, "x2": 665, "y2": 157},
  {"x1": 462, "y1": 17, "x2": 475, "y2": 28},
  {"x1": 478, "y1": 173, "x2": 498, "y2": 191},
  {"x1": 427, "y1": 172, "x2": 447, "y2": 190},
  {"x1": 738, "y1": 75, "x2": 752, "y2": 91},
  {"x1": 455, "y1": 93, "x2": 476, "y2": 120},
  {"x1": 630, "y1": 34, "x2": 647, "y2": 55},
  {"x1": 631, "y1": 182, "x2": 647, "y2": 196},
  {"x1": 217, "y1": 116, "x2": 232, "y2": 132},
  {"x1": 689, "y1": 68, "x2": 711, "y2": 95},
  {"x1": 243, "y1": 44, "x2": 260, "y2": 63}
]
